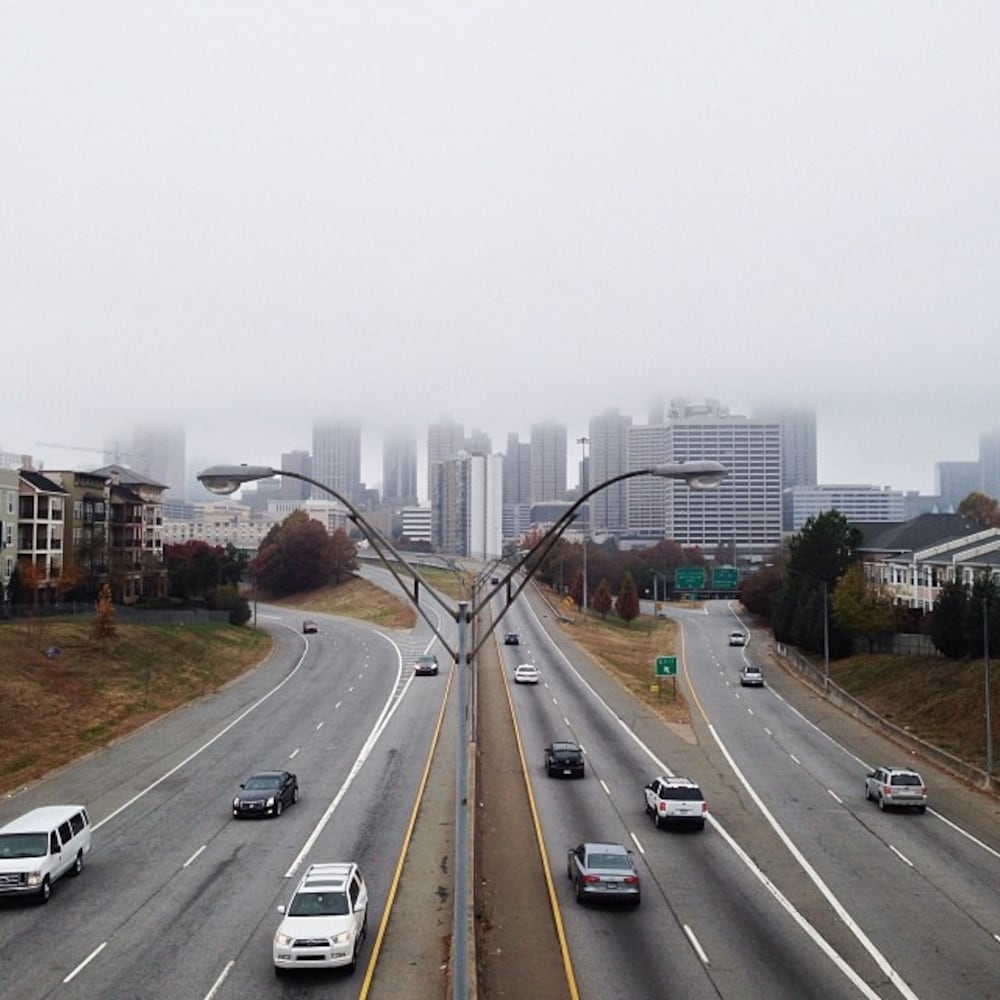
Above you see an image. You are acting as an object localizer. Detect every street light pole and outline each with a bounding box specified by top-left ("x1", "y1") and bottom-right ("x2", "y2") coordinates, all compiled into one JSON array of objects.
[
  {"x1": 984, "y1": 598, "x2": 994, "y2": 775},
  {"x1": 197, "y1": 459, "x2": 725, "y2": 1000},
  {"x1": 823, "y1": 581, "x2": 830, "y2": 690},
  {"x1": 576, "y1": 436, "x2": 589, "y2": 613}
]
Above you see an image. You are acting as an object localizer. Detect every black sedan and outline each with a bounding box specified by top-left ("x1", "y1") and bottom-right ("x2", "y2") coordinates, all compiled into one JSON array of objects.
[
  {"x1": 544, "y1": 741, "x2": 585, "y2": 778},
  {"x1": 233, "y1": 770, "x2": 299, "y2": 818},
  {"x1": 414, "y1": 654, "x2": 439, "y2": 676}
]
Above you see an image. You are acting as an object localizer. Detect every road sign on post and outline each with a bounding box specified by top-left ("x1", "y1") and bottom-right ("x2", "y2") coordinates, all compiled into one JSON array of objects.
[
  {"x1": 654, "y1": 656, "x2": 677, "y2": 677},
  {"x1": 675, "y1": 566, "x2": 706, "y2": 592},
  {"x1": 711, "y1": 565, "x2": 739, "y2": 590}
]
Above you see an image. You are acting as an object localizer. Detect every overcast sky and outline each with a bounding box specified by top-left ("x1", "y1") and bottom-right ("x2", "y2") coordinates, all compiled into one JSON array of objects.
[{"x1": 3, "y1": 3, "x2": 998, "y2": 498}]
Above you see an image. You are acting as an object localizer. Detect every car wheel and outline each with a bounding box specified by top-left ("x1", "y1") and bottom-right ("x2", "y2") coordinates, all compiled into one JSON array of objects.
[
  {"x1": 917, "y1": 805, "x2": 926, "y2": 814},
  {"x1": 38, "y1": 877, "x2": 51, "y2": 904},
  {"x1": 864, "y1": 784, "x2": 871, "y2": 801},
  {"x1": 695, "y1": 819, "x2": 706, "y2": 831},
  {"x1": 632, "y1": 894, "x2": 641, "y2": 908},
  {"x1": 71, "y1": 850, "x2": 83, "y2": 876},
  {"x1": 877, "y1": 794, "x2": 886, "y2": 811},
  {"x1": 574, "y1": 879, "x2": 584, "y2": 904},
  {"x1": 292, "y1": 785, "x2": 300, "y2": 804},
  {"x1": 654, "y1": 811, "x2": 662, "y2": 829},
  {"x1": 275, "y1": 799, "x2": 283, "y2": 817},
  {"x1": 274, "y1": 965, "x2": 286, "y2": 978},
  {"x1": 347, "y1": 939, "x2": 358, "y2": 974}
]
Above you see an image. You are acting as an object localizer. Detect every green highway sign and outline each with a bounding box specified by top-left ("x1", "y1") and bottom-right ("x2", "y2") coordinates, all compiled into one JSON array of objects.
[
  {"x1": 675, "y1": 566, "x2": 706, "y2": 591},
  {"x1": 654, "y1": 655, "x2": 677, "y2": 677},
  {"x1": 711, "y1": 565, "x2": 739, "y2": 590}
]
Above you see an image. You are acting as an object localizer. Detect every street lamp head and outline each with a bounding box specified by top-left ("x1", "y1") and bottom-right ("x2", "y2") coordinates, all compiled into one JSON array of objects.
[
  {"x1": 650, "y1": 461, "x2": 727, "y2": 490},
  {"x1": 197, "y1": 464, "x2": 277, "y2": 495}
]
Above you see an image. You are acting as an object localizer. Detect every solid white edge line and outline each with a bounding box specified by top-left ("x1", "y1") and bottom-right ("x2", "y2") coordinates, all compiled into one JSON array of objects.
[
  {"x1": 629, "y1": 830, "x2": 645, "y2": 855},
  {"x1": 63, "y1": 941, "x2": 107, "y2": 983},
  {"x1": 828, "y1": 789, "x2": 844, "y2": 805},
  {"x1": 599, "y1": 779, "x2": 611, "y2": 796},
  {"x1": 525, "y1": 597, "x2": 902, "y2": 1000},
  {"x1": 93, "y1": 637, "x2": 311, "y2": 832},
  {"x1": 289, "y1": 748, "x2": 300, "y2": 759}
]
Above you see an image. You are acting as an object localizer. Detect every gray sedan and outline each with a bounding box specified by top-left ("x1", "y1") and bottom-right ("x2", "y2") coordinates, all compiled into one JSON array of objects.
[{"x1": 567, "y1": 842, "x2": 641, "y2": 906}]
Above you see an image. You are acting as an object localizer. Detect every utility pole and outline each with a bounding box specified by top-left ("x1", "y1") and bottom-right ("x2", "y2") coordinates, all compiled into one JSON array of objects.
[
  {"x1": 577, "y1": 436, "x2": 589, "y2": 613},
  {"x1": 985, "y1": 598, "x2": 994, "y2": 775}
]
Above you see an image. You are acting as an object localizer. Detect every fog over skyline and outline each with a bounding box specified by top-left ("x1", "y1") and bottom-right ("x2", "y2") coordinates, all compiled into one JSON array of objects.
[{"x1": 4, "y1": 3, "x2": 998, "y2": 499}]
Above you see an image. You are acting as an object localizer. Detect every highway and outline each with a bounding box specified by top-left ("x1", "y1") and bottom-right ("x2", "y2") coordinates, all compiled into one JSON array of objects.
[
  {"x1": 498, "y1": 591, "x2": 1000, "y2": 1000},
  {"x1": 0, "y1": 606, "x2": 453, "y2": 1000}
]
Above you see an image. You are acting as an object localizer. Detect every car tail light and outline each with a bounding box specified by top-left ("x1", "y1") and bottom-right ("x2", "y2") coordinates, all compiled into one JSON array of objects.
[
  {"x1": 701, "y1": 802, "x2": 708, "y2": 813},
  {"x1": 883, "y1": 785, "x2": 892, "y2": 796},
  {"x1": 582, "y1": 874, "x2": 601, "y2": 884},
  {"x1": 623, "y1": 875, "x2": 639, "y2": 885}
]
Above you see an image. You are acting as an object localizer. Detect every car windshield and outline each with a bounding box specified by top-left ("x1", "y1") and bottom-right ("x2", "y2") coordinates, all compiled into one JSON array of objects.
[
  {"x1": 0, "y1": 833, "x2": 48, "y2": 859},
  {"x1": 244, "y1": 775, "x2": 280, "y2": 790},
  {"x1": 417, "y1": 656, "x2": 436, "y2": 664},
  {"x1": 288, "y1": 891, "x2": 350, "y2": 917},
  {"x1": 587, "y1": 852, "x2": 631, "y2": 870}
]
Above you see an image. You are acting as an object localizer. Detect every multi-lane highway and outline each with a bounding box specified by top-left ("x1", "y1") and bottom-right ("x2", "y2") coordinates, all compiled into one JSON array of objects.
[
  {"x1": 0, "y1": 606, "x2": 452, "y2": 1000},
  {"x1": 497, "y1": 591, "x2": 1000, "y2": 1000}
]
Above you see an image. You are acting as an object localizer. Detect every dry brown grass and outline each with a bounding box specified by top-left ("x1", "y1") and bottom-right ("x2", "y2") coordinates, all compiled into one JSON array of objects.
[
  {"x1": 0, "y1": 617, "x2": 272, "y2": 793},
  {"x1": 266, "y1": 575, "x2": 417, "y2": 628},
  {"x1": 537, "y1": 587, "x2": 690, "y2": 725}
]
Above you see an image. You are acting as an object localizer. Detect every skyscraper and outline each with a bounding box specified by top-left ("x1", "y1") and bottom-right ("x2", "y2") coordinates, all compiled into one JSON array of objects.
[
  {"x1": 755, "y1": 406, "x2": 817, "y2": 488},
  {"x1": 131, "y1": 423, "x2": 185, "y2": 499},
  {"x1": 589, "y1": 409, "x2": 632, "y2": 533},
  {"x1": 427, "y1": 417, "x2": 466, "y2": 502},
  {"x1": 529, "y1": 421, "x2": 567, "y2": 502},
  {"x1": 279, "y1": 450, "x2": 312, "y2": 500},
  {"x1": 382, "y1": 429, "x2": 418, "y2": 507},
  {"x1": 979, "y1": 429, "x2": 1000, "y2": 500},
  {"x1": 312, "y1": 420, "x2": 362, "y2": 504}
]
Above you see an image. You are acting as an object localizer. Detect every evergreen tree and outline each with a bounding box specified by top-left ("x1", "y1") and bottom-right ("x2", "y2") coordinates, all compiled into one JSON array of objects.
[
  {"x1": 592, "y1": 578, "x2": 613, "y2": 617},
  {"x1": 930, "y1": 579, "x2": 968, "y2": 659},
  {"x1": 615, "y1": 571, "x2": 640, "y2": 625}
]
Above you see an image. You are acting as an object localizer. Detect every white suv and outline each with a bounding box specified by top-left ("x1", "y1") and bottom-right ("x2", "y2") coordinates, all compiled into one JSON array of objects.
[
  {"x1": 273, "y1": 862, "x2": 368, "y2": 975},
  {"x1": 643, "y1": 776, "x2": 707, "y2": 830},
  {"x1": 864, "y1": 766, "x2": 927, "y2": 813}
]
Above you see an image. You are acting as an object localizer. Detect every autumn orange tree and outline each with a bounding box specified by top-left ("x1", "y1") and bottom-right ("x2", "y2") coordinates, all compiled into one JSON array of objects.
[{"x1": 91, "y1": 583, "x2": 117, "y2": 643}]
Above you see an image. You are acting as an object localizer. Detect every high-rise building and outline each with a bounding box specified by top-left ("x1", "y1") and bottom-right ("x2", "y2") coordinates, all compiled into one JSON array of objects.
[
  {"x1": 754, "y1": 406, "x2": 817, "y2": 489},
  {"x1": 626, "y1": 424, "x2": 670, "y2": 536},
  {"x1": 935, "y1": 460, "x2": 979, "y2": 510},
  {"x1": 131, "y1": 423, "x2": 186, "y2": 501},
  {"x1": 427, "y1": 417, "x2": 466, "y2": 503},
  {"x1": 465, "y1": 428, "x2": 492, "y2": 455},
  {"x1": 979, "y1": 430, "x2": 1000, "y2": 500},
  {"x1": 280, "y1": 450, "x2": 312, "y2": 501},
  {"x1": 529, "y1": 421, "x2": 567, "y2": 502},
  {"x1": 429, "y1": 451, "x2": 503, "y2": 559},
  {"x1": 663, "y1": 414, "x2": 782, "y2": 561},
  {"x1": 311, "y1": 420, "x2": 362, "y2": 504},
  {"x1": 589, "y1": 409, "x2": 632, "y2": 533},
  {"x1": 382, "y1": 430, "x2": 418, "y2": 507},
  {"x1": 783, "y1": 484, "x2": 906, "y2": 532},
  {"x1": 502, "y1": 432, "x2": 532, "y2": 541}
]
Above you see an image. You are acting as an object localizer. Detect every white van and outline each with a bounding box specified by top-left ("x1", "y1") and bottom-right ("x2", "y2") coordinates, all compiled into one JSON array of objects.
[{"x1": 0, "y1": 805, "x2": 92, "y2": 902}]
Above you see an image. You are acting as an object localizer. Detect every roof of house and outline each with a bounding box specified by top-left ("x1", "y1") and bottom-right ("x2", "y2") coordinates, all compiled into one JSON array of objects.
[
  {"x1": 19, "y1": 470, "x2": 69, "y2": 494},
  {"x1": 852, "y1": 513, "x2": 980, "y2": 554}
]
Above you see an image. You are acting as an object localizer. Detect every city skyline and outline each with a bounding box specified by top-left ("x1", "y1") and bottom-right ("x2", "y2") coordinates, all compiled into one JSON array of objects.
[{"x1": 4, "y1": 6, "x2": 998, "y2": 507}]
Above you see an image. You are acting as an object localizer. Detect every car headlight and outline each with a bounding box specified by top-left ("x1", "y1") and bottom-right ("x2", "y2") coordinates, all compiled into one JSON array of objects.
[
  {"x1": 266, "y1": 796, "x2": 276, "y2": 807},
  {"x1": 274, "y1": 931, "x2": 294, "y2": 947},
  {"x1": 26, "y1": 871, "x2": 42, "y2": 887},
  {"x1": 331, "y1": 929, "x2": 352, "y2": 945},
  {"x1": 233, "y1": 797, "x2": 240, "y2": 808}
]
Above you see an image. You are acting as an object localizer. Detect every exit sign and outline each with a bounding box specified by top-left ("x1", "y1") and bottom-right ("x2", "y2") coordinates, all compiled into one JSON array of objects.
[{"x1": 654, "y1": 656, "x2": 677, "y2": 677}]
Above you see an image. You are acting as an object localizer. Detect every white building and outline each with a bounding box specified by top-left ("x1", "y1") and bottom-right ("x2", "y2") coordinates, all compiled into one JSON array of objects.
[{"x1": 783, "y1": 484, "x2": 906, "y2": 532}]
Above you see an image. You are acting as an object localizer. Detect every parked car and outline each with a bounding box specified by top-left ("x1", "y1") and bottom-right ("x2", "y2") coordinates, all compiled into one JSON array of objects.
[
  {"x1": 504, "y1": 632, "x2": 520, "y2": 645},
  {"x1": 544, "y1": 741, "x2": 585, "y2": 778},
  {"x1": 728, "y1": 630, "x2": 746, "y2": 646},
  {"x1": 233, "y1": 771, "x2": 299, "y2": 818},
  {"x1": 643, "y1": 776, "x2": 707, "y2": 830},
  {"x1": 0, "y1": 805, "x2": 91, "y2": 903},
  {"x1": 739, "y1": 664, "x2": 764, "y2": 687},
  {"x1": 273, "y1": 862, "x2": 368, "y2": 975},
  {"x1": 864, "y1": 766, "x2": 927, "y2": 812},
  {"x1": 303, "y1": 620, "x2": 318, "y2": 634},
  {"x1": 514, "y1": 664, "x2": 539, "y2": 684},
  {"x1": 414, "y1": 654, "x2": 439, "y2": 676},
  {"x1": 566, "y1": 842, "x2": 640, "y2": 906}
]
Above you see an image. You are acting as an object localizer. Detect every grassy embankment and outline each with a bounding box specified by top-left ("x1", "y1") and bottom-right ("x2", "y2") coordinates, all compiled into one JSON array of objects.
[
  {"x1": 3, "y1": 571, "x2": 992, "y2": 795},
  {"x1": 0, "y1": 576, "x2": 414, "y2": 795}
]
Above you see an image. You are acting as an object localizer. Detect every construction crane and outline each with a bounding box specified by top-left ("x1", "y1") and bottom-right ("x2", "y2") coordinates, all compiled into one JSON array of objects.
[{"x1": 35, "y1": 441, "x2": 133, "y2": 465}]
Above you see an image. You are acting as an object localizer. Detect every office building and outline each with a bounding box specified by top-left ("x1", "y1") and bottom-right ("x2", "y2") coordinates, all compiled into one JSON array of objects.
[
  {"x1": 279, "y1": 451, "x2": 312, "y2": 501},
  {"x1": 131, "y1": 423, "x2": 186, "y2": 501},
  {"x1": 755, "y1": 406, "x2": 817, "y2": 488},
  {"x1": 980, "y1": 429, "x2": 1000, "y2": 500},
  {"x1": 935, "y1": 461, "x2": 979, "y2": 511},
  {"x1": 589, "y1": 409, "x2": 632, "y2": 534},
  {"x1": 530, "y1": 421, "x2": 567, "y2": 502},
  {"x1": 312, "y1": 420, "x2": 362, "y2": 505},
  {"x1": 430, "y1": 451, "x2": 503, "y2": 558},
  {"x1": 783, "y1": 484, "x2": 906, "y2": 532},
  {"x1": 382, "y1": 430, "x2": 418, "y2": 507},
  {"x1": 427, "y1": 417, "x2": 466, "y2": 509}
]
